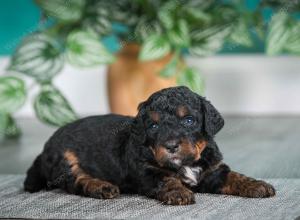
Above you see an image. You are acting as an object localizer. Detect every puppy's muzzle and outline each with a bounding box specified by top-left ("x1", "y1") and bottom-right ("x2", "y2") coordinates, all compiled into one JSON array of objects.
[{"x1": 164, "y1": 140, "x2": 180, "y2": 154}]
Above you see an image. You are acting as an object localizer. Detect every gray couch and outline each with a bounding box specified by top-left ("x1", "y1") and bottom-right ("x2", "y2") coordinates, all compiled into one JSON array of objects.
[{"x1": 0, "y1": 175, "x2": 299, "y2": 219}]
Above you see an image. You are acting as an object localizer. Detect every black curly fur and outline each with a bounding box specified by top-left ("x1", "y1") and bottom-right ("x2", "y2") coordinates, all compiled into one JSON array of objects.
[{"x1": 24, "y1": 86, "x2": 275, "y2": 205}]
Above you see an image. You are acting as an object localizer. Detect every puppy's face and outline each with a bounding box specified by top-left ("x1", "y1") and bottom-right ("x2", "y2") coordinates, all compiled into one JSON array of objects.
[
  {"x1": 136, "y1": 86, "x2": 224, "y2": 170},
  {"x1": 146, "y1": 106, "x2": 206, "y2": 169}
]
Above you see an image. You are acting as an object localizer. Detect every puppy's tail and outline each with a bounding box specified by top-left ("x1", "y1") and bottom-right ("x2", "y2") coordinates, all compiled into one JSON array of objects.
[{"x1": 24, "y1": 154, "x2": 46, "y2": 192}]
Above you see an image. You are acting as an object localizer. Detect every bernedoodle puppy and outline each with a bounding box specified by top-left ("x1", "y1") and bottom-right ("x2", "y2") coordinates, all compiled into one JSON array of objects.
[{"x1": 24, "y1": 86, "x2": 275, "y2": 205}]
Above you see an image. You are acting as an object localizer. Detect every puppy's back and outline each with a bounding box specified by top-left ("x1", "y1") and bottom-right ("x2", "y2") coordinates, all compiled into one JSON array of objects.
[{"x1": 24, "y1": 114, "x2": 134, "y2": 192}]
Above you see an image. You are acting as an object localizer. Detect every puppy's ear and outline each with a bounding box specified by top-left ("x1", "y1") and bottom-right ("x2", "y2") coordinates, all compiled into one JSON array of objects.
[
  {"x1": 131, "y1": 116, "x2": 146, "y2": 145},
  {"x1": 130, "y1": 102, "x2": 147, "y2": 145},
  {"x1": 201, "y1": 99, "x2": 224, "y2": 137}
]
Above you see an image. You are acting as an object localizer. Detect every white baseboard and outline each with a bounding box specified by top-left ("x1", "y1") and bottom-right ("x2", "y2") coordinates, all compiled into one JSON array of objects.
[
  {"x1": 188, "y1": 55, "x2": 300, "y2": 115},
  {"x1": 1, "y1": 55, "x2": 300, "y2": 117}
]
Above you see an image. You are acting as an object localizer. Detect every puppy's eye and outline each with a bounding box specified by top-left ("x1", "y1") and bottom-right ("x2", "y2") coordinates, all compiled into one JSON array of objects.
[
  {"x1": 182, "y1": 116, "x2": 195, "y2": 126},
  {"x1": 150, "y1": 123, "x2": 159, "y2": 129}
]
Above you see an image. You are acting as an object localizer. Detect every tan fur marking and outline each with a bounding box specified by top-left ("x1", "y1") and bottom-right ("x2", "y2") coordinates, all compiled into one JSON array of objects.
[
  {"x1": 180, "y1": 139, "x2": 202, "y2": 161},
  {"x1": 150, "y1": 111, "x2": 160, "y2": 122},
  {"x1": 176, "y1": 106, "x2": 189, "y2": 118},
  {"x1": 194, "y1": 140, "x2": 207, "y2": 160},
  {"x1": 64, "y1": 150, "x2": 120, "y2": 198},
  {"x1": 152, "y1": 146, "x2": 168, "y2": 166},
  {"x1": 64, "y1": 150, "x2": 81, "y2": 175},
  {"x1": 221, "y1": 171, "x2": 275, "y2": 198}
]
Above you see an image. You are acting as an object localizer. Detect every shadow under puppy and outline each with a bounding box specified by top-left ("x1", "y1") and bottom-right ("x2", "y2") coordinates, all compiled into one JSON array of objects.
[{"x1": 24, "y1": 86, "x2": 275, "y2": 205}]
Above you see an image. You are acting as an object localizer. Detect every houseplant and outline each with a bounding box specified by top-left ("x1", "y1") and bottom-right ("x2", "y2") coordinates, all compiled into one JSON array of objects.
[{"x1": 0, "y1": 0, "x2": 299, "y2": 139}]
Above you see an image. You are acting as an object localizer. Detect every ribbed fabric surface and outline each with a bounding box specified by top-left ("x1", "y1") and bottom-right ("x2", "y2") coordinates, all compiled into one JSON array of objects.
[{"x1": 0, "y1": 175, "x2": 299, "y2": 219}]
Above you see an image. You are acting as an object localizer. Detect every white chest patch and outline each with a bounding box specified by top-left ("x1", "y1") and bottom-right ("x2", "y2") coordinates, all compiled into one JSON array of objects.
[{"x1": 181, "y1": 166, "x2": 202, "y2": 186}]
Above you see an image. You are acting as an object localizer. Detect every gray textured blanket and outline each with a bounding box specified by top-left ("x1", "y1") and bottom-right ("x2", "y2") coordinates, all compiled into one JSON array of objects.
[{"x1": 0, "y1": 175, "x2": 299, "y2": 219}]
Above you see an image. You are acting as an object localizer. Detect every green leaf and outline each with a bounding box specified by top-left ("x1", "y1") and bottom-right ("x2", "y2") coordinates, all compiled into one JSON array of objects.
[
  {"x1": 35, "y1": 0, "x2": 85, "y2": 22},
  {"x1": 0, "y1": 113, "x2": 21, "y2": 140},
  {"x1": 266, "y1": 12, "x2": 291, "y2": 55},
  {"x1": 177, "y1": 68, "x2": 204, "y2": 95},
  {"x1": 134, "y1": 18, "x2": 162, "y2": 41},
  {"x1": 4, "y1": 114, "x2": 21, "y2": 139},
  {"x1": 0, "y1": 113, "x2": 8, "y2": 140},
  {"x1": 189, "y1": 25, "x2": 231, "y2": 56},
  {"x1": 253, "y1": 11, "x2": 265, "y2": 40},
  {"x1": 9, "y1": 33, "x2": 64, "y2": 82},
  {"x1": 229, "y1": 18, "x2": 253, "y2": 47},
  {"x1": 0, "y1": 76, "x2": 26, "y2": 113},
  {"x1": 34, "y1": 84, "x2": 78, "y2": 127},
  {"x1": 82, "y1": 2, "x2": 112, "y2": 36},
  {"x1": 160, "y1": 54, "x2": 179, "y2": 78},
  {"x1": 177, "y1": 67, "x2": 204, "y2": 95},
  {"x1": 139, "y1": 34, "x2": 171, "y2": 61},
  {"x1": 184, "y1": 8, "x2": 211, "y2": 23},
  {"x1": 158, "y1": 10, "x2": 173, "y2": 30},
  {"x1": 158, "y1": 1, "x2": 176, "y2": 29},
  {"x1": 284, "y1": 21, "x2": 300, "y2": 55},
  {"x1": 167, "y1": 19, "x2": 190, "y2": 48},
  {"x1": 66, "y1": 31, "x2": 114, "y2": 67},
  {"x1": 83, "y1": 16, "x2": 112, "y2": 36}
]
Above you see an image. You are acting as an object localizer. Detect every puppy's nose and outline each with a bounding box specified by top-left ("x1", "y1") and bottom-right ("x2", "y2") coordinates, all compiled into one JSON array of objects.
[{"x1": 165, "y1": 140, "x2": 179, "y2": 153}]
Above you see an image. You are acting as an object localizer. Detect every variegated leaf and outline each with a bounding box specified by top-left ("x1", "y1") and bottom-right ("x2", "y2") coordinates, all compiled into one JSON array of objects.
[
  {"x1": 66, "y1": 31, "x2": 114, "y2": 67},
  {"x1": 284, "y1": 21, "x2": 300, "y2": 55},
  {"x1": 135, "y1": 18, "x2": 162, "y2": 41},
  {"x1": 34, "y1": 85, "x2": 78, "y2": 127},
  {"x1": 177, "y1": 67, "x2": 204, "y2": 95},
  {"x1": 266, "y1": 12, "x2": 290, "y2": 55},
  {"x1": 9, "y1": 33, "x2": 64, "y2": 82},
  {"x1": 82, "y1": 2, "x2": 112, "y2": 36},
  {"x1": 139, "y1": 34, "x2": 171, "y2": 61},
  {"x1": 35, "y1": 0, "x2": 85, "y2": 22},
  {"x1": 0, "y1": 76, "x2": 26, "y2": 113},
  {"x1": 189, "y1": 25, "x2": 231, "y2": 56},
  {"x1": 4, "y1": 114, "x2": 21, "y2": 138},
  {"x1": 160, "y1": 54, "x2": 179, "y2": 78},
  {"x1": 184, "y1": 7, "x2": 211, "y2": 22},
  {"x1": 0, "y1": 113, "x2": 21, "y2": 140},
  {"x1": 0, "y1": 113, "x2": 8, "y2": 140},
  {"x1": 229, "y1": 18, "x2": 253, "y2": 47},
  {"x1": 158, "y1": 1, "x2": 177, "y2": 29},
  {"x1": 167, "y1": 19, "x2": 190, "y2": 48}
]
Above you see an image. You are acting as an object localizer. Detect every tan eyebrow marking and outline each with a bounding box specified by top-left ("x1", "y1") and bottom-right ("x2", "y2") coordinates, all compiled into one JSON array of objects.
[
  {"x1": 176, "y1": 106, "x2": 189, "y2": 117},
  {"x1": 150, "y1": 111, "x2": 160, "y2": 122}
]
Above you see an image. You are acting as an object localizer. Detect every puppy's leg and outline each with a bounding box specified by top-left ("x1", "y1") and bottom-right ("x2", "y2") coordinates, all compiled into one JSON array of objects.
[
  {"x1": 140, "y1": 167, "x2": 195, "y2": 205},
  {"x1": 157, "y1": 176, "x2": 195, "y2": 205},
  {"x1": 220, "y1": 171, "x2": 276, "y2": 198},
  {"x1": 64, "y1": 150, "x2": 120, "y2": 199},
  {"x1": 196, "y1": 163, "x2": 275, "y2": 198}
]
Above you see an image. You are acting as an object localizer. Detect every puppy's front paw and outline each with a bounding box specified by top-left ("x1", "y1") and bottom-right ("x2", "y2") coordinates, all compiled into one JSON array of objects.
[
  {"x1": 222, "y1": 172, "x2": 276, "y2": 198},
  {"x1": 158, "y1": 187, "x2": 195, "y2": 205},
  {"x1": 242, "y1": 180, "x2": 276, "y2": 198},
  {"x1": 85, "y1": 179, "x2": 120, "y2": 199}
]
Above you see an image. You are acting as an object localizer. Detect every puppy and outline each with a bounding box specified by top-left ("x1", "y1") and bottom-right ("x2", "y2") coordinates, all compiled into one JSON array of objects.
[{"x1": 24, "y1": 86, "x2": 275, "y2": 205}]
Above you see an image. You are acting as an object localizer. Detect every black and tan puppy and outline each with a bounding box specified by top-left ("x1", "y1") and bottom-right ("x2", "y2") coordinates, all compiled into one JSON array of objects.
[{"x1": 24, "y1": 86, "x2": 275, "y2": 205}]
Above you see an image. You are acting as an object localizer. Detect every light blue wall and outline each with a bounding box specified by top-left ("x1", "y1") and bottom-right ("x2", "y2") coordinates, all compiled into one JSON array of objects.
[{"x1": 0, "y1": 0, "x2": 267, "y2": 56}]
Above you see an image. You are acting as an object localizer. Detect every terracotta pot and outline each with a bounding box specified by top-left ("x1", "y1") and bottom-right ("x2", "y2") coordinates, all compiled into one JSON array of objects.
[{"x1": 107, "y1": 43, "x2": 178, "y2": 116}]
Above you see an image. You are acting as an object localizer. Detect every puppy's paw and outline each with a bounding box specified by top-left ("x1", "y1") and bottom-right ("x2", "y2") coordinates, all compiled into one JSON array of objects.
[
  {"x1": 85, "y1": 179, "x2": 120, "y2": 199},
  {"x1": 243, "y1": 180, "x2": 276, "y2": 198},
  {"x1": 221, "y1": 172, "x2": 276, "y2": 198},
  {"x1": 158, "y1": 187, "x2": 195, "y2": 205}
]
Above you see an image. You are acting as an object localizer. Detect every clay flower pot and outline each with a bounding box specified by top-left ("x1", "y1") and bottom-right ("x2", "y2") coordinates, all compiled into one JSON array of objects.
[{"x1": 107, "y1": 43, "x2": 177, "y2": 116}]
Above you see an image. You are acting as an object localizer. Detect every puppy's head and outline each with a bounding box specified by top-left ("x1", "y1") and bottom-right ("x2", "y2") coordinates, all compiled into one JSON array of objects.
[{"x1": 132, "y1": 86, "x2": 224, "y2": 169}]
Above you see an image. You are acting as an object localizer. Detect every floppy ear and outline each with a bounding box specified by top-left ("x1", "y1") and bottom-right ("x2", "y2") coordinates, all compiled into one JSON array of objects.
[
  {"x1": 131, "y1": 116, "x2": 146, "y2": 146},
  {"x1": 130, "y1": 102, "x2": 147, "y2": 146},
  {"x1": 201, "y1": 99, "x2": 224, "y2": 137}
]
